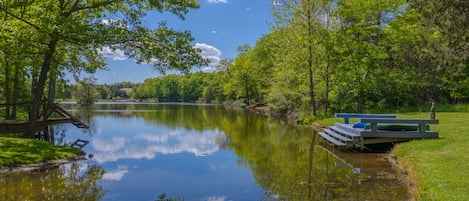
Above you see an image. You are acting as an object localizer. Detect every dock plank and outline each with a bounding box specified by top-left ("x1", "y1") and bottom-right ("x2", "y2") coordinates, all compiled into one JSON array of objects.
[
  {"x1": 324, "y1": 129, "x2": 353, "y2": 142},
  {"x1": 360, "y1": 131, "x2": 439, "y2": 138},
  {"x1": 318, "y1": 132, "x2": 346, "y2": 146},
  {"x1": 331, "y1": 124, "x2": 361, "y2": 136},
  {"x1": 335, "y1": 113, "x2": 396, "y2": 124}
]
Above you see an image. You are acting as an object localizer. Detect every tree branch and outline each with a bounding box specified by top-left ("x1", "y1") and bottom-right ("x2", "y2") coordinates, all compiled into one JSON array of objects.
[
  {"x1": 0, "y1": 5, "x2": 43, "y2": 32},
  {"x1": 63, "y1": 0, "x2": 119, "y2": 17}
]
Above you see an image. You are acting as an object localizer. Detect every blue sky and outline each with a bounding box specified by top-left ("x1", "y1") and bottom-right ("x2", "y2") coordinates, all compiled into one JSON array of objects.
[{"x1": 89, "y1": 0, "x2": 275, "y2": 84}]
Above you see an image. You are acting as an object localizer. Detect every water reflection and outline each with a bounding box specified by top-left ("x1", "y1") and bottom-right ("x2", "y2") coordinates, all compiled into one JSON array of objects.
[
  {"x1": 89, "y1": 128, "x2": 224, "y2": 163},
  {"x1": 1, "y1": 103, "x2": 409, "y2": 200},
  {"x1": 217, "y1": 108, "x2": 410, "y2": 200},
  {"x1": 0, "y1": 161, "x2": 104, "y2": 201}
]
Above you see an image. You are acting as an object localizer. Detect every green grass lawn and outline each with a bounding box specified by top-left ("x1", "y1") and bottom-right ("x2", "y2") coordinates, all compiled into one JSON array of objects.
[
  {"x1": 314, "y1": 111, "x2": 469, "y2": 201},
  {"x1": 394, "y1": 112, "x2": 469, "y2": 201},
  {"x1": 0, "y1": 137, "x2": 84, "y2": 166}
]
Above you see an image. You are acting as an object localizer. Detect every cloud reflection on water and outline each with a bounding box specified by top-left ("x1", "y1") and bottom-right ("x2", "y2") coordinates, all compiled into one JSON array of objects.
[
  {"x1": 103, "y1": 165, "x2": 129, "y2": 181},
  {"x1": 206, "y1": 196, "x2": 227, "y2": 201},
  {"x1": 90, "y1": 129, "x2": 224, "y2": 164}
]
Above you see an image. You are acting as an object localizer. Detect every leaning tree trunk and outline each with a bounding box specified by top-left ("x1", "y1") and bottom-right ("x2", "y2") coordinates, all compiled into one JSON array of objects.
[
  {"x1": 25, "y1": 39, "x2": 58, "y2": 137},
  {"x1": 45, "y1": 67, "x2": 57, "y2": 118}
]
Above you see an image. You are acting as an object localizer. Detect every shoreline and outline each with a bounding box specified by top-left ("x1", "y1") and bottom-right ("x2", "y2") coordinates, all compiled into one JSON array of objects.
[
  {"x1": 385, "y1": 150, "x2": 419, "y2": 201},
  {"x1": 0, "y1": 156, "x2": 86, "y2": 174}
]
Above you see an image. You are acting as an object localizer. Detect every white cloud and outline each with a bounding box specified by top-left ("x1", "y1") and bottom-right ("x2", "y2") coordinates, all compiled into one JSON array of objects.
[
  {"x1": 195, "y1": 43, "x2": 222, "y2": 72},
  {"x1": 137, "y1": 132, "x2": 170, "y2": 143},
  {"x1": 211, "y1": 30, "x2": 217, "y2": 34},
  {"x1": 195, "y1": 43, "x2": 222, "y2": 61},
  {"x1": 100, "y1": 19, "x2": 127, "y2": 28},
  {"x1": 98, "y1": 46, "x2": 127, "y2": 61},
  {"x1": 207, "y1": 0, "x2": 228, "y2": 3},
  {"x1": 92, "y1": 137, "x2": 126, "y2": 152},
  {"x1": 202, "y1": 67, "x2": 214, "y2": 73},
  {"x1": 272, "y1": 1, "x2": 282, "y2": 6}
]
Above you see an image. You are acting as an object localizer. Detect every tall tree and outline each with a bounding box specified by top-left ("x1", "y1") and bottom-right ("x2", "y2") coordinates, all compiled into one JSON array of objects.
[
  {"x1": 272, "y1": 0, "x2": 335, "y2": 115},
  {"x1": 0, "y1": 0, "x2": 207, "y2": 136}
]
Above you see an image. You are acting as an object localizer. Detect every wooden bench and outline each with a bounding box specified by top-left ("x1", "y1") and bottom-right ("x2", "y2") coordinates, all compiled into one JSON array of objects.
[
  {"x1": 359, "y1": 118, "x2": 439, "y2": 138},
  {"x1": 335, "y1": 113, "x2": 396, "y2": 124}
]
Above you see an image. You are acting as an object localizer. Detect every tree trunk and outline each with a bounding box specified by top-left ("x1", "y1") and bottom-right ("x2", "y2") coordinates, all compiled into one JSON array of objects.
[
  {"x1": 4, "y1": 56, "x2": 11, "y2": 120},
  {"x1": 324, "y1": 54, "x2": 330, "y2": 113},
  {"x1": 245, "y1": 81, "x2": 250, "y2": 105},
  {"x1": 46, "y1": 67, "x2": 57, "y2": 118},
  {"x1": 308, "y1": 55, "x2": 317, "y2": 116},
  {"x1": 306, "y1": 0, "x2": 317, "y2": 117},
  {"x1": 25, "y1": 39, "x2": 58, "y2": 137},
  {"x1": 11, "y1": 64, "x2": 20, "y2": 119}
]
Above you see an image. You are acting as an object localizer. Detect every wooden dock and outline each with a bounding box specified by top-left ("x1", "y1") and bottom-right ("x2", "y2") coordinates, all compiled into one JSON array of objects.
[
  {"x1": 0, "y1": 100, "x2": 88, "y2": 133},
  {"x1": 318, "y1": 113, "x2": 439, "y2": 149}
]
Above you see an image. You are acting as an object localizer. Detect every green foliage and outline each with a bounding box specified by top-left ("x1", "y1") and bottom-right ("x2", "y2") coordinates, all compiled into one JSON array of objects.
[
  {"x1": 225, "y1": 42, "x2": 273, "y2": 105},
  {"x1": 219, "y1": 0, "x2": 468, "y2": 116},
  {"x1": 296, "y1": 112, "x2": 334, "y2": 124},
  {"x1": 73, "y1": 77, "x2": 100, "y2": 106},
  {"x1": 133, "y1": 72, "x2": 224, "y2": 103},
  {"x1": 0, "y1": 137, "x2": 84, "y2": 166}
]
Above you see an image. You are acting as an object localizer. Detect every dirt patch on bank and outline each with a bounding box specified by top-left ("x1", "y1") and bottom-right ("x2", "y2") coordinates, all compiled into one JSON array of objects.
[
  {"x1": 0, "y1": 156, "x2": 86, "y2": 174},
  {"x1": 385, "y1": 153, "x2": 418, "y2": 201}
]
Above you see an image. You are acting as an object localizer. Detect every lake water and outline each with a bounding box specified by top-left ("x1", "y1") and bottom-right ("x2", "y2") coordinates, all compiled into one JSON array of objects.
[{"x1": 0, "y1": 103, "x2": 410, "y2": 201}]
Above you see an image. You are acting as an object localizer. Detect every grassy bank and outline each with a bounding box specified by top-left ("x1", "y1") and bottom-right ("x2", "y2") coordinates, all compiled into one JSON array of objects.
[
  {"x1": 0, "y1": 137, "x2": 84, "y2": 166},
  {"x1": 393, "y1": 112, "x2": 469, "y2": 201},
  {"x1": 314, "y1": 111, "x2": 469, "y2": 201}
]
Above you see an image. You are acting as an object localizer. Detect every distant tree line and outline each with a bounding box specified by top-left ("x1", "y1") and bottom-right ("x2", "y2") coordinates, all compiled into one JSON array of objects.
[
  {"x1": 64, "y1": 80, "x2": 137, "y2": 102},
  {"x1": 66, "y1": 72, "x2": 225, "y2": 103}
]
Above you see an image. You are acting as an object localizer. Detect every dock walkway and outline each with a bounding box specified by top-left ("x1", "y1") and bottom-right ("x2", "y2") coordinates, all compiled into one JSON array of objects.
[{"x1": 319, "y1": 113, "x2": 439, "y2": 149}]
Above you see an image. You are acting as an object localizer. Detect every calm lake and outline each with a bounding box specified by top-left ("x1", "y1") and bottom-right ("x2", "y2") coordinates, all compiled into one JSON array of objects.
[{"x1": 0, "y1": 103, "x2": 410, "y2": 201}]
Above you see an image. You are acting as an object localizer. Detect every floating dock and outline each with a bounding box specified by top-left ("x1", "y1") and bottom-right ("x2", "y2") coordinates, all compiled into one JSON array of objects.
[{"x1": 318, "y1": 113, "x2": 439, "y2": 149}]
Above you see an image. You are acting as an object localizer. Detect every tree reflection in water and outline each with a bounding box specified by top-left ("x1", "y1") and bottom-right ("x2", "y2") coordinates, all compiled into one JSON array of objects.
[
  {"x1": 0, "y1": 161, "x2": 104, "y2": 201},
  {"x1": 222, "y1": 110, "x2": 410, "y2": 201}
]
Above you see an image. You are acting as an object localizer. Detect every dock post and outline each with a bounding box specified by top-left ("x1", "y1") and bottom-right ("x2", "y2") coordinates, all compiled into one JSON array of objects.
[
  {"x1": 430, "y1": 102, "x2": 436, "y2": 120},
  {"x1": 360, "y1": 137, "x2": 364, "y2": 151}
]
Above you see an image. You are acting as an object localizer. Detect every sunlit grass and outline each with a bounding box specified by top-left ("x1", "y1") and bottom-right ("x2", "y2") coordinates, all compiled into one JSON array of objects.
[
  {"x1": 394, "y1": 112, "x2": 469, "y2": 201},
  {"x1": 0, "y1": 137, "x2": 85, "y2": 166}
]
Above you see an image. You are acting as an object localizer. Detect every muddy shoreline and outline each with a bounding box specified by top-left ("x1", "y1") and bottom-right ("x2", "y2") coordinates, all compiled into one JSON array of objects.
[{"x1": 0, "y1": 156, "x2": 86, "y2": 174}]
